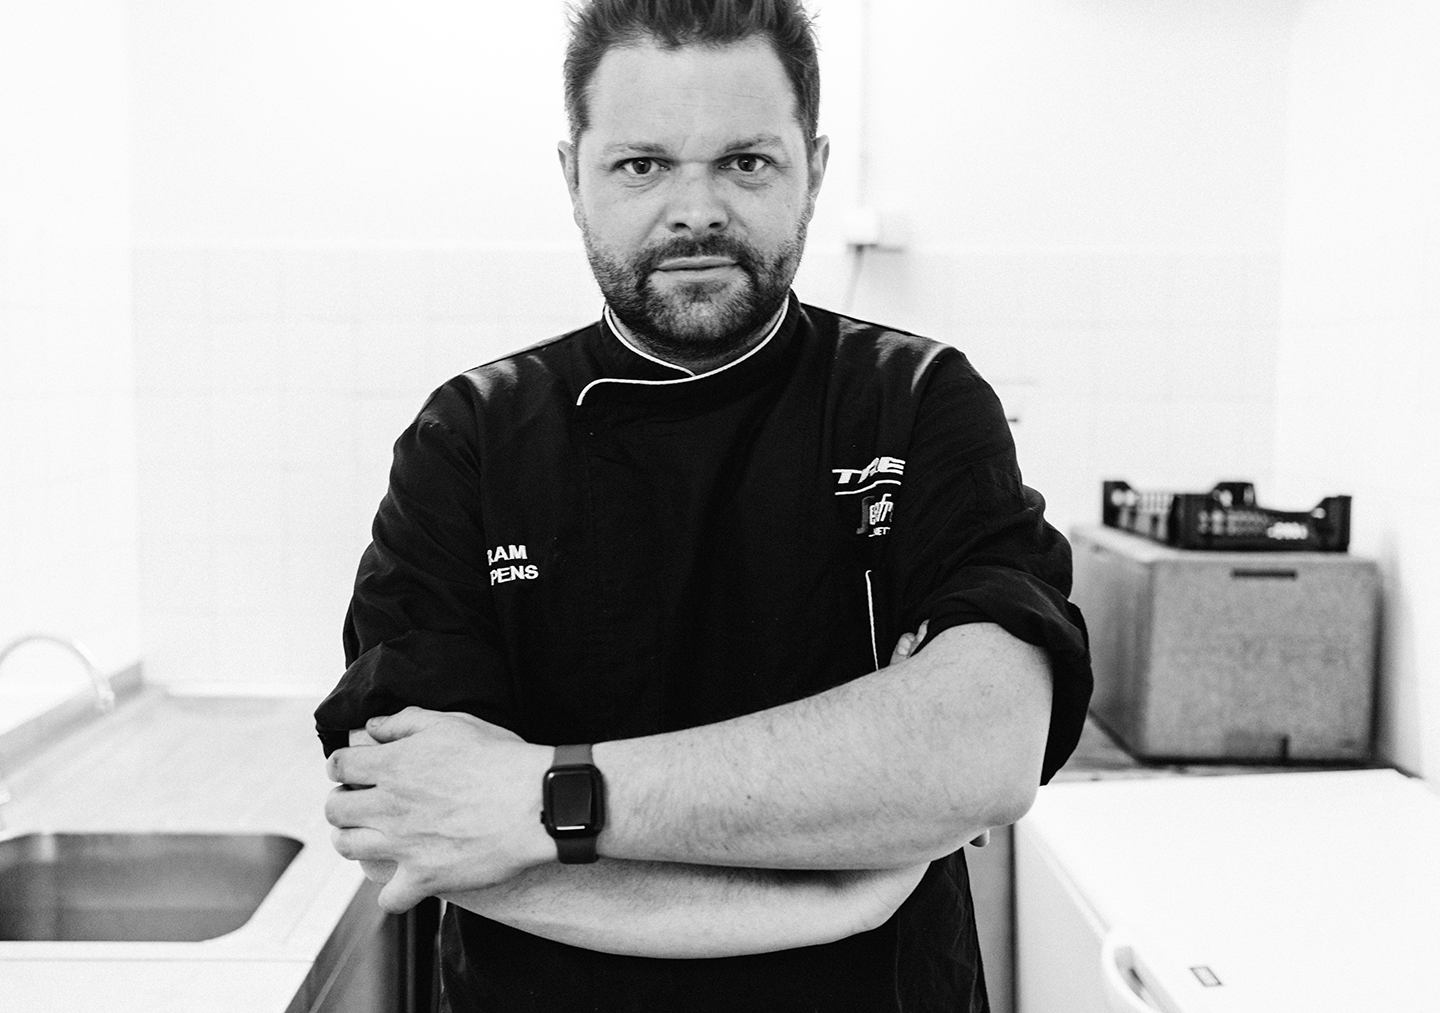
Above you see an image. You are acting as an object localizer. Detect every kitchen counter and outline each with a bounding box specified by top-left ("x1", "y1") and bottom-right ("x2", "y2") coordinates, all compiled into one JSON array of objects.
[{"x1": 0, "y1": 685, "x2": 376, "y2": 1012}]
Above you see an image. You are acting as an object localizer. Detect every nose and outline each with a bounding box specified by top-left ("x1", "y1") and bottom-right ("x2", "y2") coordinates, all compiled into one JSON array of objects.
[{"x1": 666, "y1": 166, "x2": 729, "y2": 235}]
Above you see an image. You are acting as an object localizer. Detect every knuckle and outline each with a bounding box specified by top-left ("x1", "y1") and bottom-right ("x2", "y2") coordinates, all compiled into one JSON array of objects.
[
  {"x1": 360, "y1": 859, "x2": 395, "y2": 884},
  {"x1": 323, "y1": 788, "x2": 344, "y2": 826}
]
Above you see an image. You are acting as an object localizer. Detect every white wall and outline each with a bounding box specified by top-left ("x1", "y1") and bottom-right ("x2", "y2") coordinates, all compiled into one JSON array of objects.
[
  {"x1": 0, "y1": 0, "x2": 140, "y2": 725},
  {"x1": 130, "y1": 246, "x2": 601, "y2": 691},
  {"x1": 807, "y1": 0, "x2": 1300, "y2": 535},
  {"x1": 1274, "y1": 0, "x2": 1440, "y2": 780},
  {"x1": 128, "y1": 0, "x2": 577, "y2": 247}
]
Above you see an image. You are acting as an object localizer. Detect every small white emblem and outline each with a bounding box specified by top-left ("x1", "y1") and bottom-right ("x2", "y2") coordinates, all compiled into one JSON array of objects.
[{"x1": 856, "y1": 492, "x2": 895, "y2": 538}]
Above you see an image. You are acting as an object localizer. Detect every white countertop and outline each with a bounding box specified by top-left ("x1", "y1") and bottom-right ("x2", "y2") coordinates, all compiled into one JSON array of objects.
[{"x1": 0, "y1": 687, "x2": 370, "y2": 1011}]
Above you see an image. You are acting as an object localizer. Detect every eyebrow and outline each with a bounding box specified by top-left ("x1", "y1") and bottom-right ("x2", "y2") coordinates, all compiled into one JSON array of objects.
[
  {"x1": 599, "y1": 133, "x2": 789, "y2": 158},
  {"x1": 601, "y1": 141, "x2": 671, "y2": 157}
]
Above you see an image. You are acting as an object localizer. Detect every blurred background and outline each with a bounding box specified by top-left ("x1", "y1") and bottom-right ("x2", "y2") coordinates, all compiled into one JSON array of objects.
[{"x1": 1, "y1": 0, "x2": 1435, "y2": 781}]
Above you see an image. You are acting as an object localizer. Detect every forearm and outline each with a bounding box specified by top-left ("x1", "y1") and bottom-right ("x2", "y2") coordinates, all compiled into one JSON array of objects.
[
  {"x1": 325, "y1": 623, "x2": 1050, "y2": 911},
  {"x1": 594, "y1": 623, "x2": 1052, "y2": 870},
  {"x1": 443, "y1": 858, "x2": 927, "y2": 959}
]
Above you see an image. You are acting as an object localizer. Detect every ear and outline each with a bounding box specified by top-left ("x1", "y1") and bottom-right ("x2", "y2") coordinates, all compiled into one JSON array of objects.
[
  {"x1": 557, "y1": 140, "x2": 583, "y2": 228},
  {"x1": 806, "y1": 134, "x2": 831, "y2": 199}
]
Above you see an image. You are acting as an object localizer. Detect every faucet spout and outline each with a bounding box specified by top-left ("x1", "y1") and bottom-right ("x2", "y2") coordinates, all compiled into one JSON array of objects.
[
  {"x1": 0, "y1": 633, "x2": 116, "y2": 831},
  {"x1": 0, "y1": 633, "x2": 115, "y2": 712}
]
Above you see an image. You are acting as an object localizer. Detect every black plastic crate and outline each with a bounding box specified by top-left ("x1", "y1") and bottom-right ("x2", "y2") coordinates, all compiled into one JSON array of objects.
[{"x1": 1102, "y1": 480, "x2": 1351, "y2": 552}]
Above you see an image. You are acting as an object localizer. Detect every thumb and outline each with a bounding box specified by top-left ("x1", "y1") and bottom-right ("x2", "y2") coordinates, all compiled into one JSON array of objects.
[
  {"x1": 888, "y1": 620, "x2": 930, "y2": 667},
  {"x1": 366, "y1": 706, "x2": 437, "y2": 743},
  {"x1": 888, "y1": 632, "x2": 916, "y2": 667}
]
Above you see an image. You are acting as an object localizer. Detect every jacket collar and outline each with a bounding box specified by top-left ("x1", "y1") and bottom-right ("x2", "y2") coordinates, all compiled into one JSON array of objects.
[{"x1": 577, "y1": 294, "x2": 799, "y2": 408}]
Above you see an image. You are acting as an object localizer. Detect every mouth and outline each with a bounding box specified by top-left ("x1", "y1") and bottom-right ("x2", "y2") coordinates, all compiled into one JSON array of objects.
[{"x1": 654, "y1": 256, "x2": 739, "y2": 273}]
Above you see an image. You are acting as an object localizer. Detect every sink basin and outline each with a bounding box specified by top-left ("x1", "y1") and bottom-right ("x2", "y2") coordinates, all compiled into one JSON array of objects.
[{"x1": 0, "y1": 832, "x2": 303, "y2": 942}]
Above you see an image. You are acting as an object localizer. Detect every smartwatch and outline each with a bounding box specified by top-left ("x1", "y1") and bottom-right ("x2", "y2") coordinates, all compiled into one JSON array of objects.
[{"x1": 540, "y1": 743, "x2": 606, "y2": 864}]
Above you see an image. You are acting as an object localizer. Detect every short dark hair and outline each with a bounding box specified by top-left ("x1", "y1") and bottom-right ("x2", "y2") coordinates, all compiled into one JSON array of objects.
[{"x1": 564, "y1": 0, "x2": 821, "y2": 150}]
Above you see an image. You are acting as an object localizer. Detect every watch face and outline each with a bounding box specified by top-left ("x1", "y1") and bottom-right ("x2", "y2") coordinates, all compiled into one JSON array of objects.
[{"x1": 546, "y1": 768, "x2": 596, "y2": 833}]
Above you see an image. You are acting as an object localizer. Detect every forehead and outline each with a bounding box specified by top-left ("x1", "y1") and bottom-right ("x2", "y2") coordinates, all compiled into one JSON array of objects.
[{"x1": 583, "y1": 37, "x2": 803, "y2": 152}]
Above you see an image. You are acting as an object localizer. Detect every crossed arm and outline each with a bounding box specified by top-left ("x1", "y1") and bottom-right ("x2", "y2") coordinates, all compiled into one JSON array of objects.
[{"x1": 325, "y1": 621, "x2": 1053, "y2": 957}]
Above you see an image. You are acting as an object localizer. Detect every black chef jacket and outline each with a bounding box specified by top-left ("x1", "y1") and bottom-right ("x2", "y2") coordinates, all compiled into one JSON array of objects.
[{"x1": 316, "y1": 293, "x2": 1092, "y2": 1013}]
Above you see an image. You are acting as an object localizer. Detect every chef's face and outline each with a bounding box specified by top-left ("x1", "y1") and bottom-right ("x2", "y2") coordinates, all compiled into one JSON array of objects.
[{"x1": 559, "y1": 36, "x2": 828, "y2": 363}]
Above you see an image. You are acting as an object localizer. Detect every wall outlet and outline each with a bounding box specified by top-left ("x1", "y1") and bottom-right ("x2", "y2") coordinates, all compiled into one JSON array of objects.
[{"x1": 844, "y1": 207, "x2": 908, "y2": 250}]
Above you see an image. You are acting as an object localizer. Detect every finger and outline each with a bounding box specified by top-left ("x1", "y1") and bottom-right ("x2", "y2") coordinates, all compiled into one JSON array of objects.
[
  {"x1": 360, "y1": 859, "x2": 397, "y2": 885},
  {"x1": 377, "y1": 868, "x2": 429, "y2": 915},
  {"x1": 366, "y1": 706, "x2": 441, "y2": 743},
  {"x1": 329, "y1": 825, "x2": 393, "y2": 862},
  {"x1": 326, "y1": 746, "x2": 378, "y2": 787},
  {"x1": 349, "y1": 727, "x2": 380, "y2": 747},
  {"x1": 324, "y1": 781, "x2": 384, "y2": 829}
]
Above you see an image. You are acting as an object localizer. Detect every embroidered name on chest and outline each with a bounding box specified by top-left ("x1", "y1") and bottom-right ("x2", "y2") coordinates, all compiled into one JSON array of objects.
[{"x1": 488, "y1": 544, "x2": 538, "y2": 585}]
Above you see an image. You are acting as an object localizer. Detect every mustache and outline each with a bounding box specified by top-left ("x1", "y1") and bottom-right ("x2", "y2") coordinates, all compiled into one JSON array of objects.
[{"x1": 636, "y1": 235, "x2": 760, "y2": 276}]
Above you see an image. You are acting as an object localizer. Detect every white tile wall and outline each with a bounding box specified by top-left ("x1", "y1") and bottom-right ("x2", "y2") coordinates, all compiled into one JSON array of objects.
[
  {"x1": 0, "y1": 223, "x2": 140, "y2": 720},
  {"x1": 132, "y1": 245, "x2": 602, "y2": 691}
]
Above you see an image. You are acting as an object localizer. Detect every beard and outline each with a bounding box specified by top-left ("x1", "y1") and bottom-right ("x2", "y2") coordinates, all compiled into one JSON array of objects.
[{"x1": 580, "y1": 217, "x2": 809, "y2": 363}]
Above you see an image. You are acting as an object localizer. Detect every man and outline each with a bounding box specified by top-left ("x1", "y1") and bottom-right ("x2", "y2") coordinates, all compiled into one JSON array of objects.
[{"x1": 318, "y1": 1, "x2": 1091, "y2": 1010}]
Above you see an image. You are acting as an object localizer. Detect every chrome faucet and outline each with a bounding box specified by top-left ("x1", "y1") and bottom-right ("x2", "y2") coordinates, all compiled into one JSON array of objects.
[
  {"x1": 0, "y1": 632, "x2": 115, "y2": 712},
  {"x1": 0, "y1": 633, "x2": 115, "y2": 830}
]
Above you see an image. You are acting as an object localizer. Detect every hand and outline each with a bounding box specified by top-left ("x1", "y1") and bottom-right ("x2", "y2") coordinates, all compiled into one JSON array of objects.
[
  {"x1": 836, "y1": 862, "x2": 931, "y2": 936},
  {"x1": 891, "y1": 622, "x2": 990, "y2": 849},
  {"x1": 324, "y1": 707, "x2": 553, "y2": 913}
]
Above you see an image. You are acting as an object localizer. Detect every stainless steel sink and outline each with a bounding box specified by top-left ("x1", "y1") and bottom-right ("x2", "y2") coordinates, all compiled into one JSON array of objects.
[{"x1": 0, "y1": 832, "x2": 303, "y2": 942}]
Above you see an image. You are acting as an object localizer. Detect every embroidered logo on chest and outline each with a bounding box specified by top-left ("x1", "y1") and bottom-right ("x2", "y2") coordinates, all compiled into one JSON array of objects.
[{"x1": 833, "y1": 456, "x2": 905, "y2": 538}]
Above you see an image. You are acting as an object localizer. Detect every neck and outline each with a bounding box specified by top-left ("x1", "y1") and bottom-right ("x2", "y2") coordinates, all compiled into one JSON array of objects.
[{"x1": 608, "y1": 302, "x2": 788, "y2": 375}]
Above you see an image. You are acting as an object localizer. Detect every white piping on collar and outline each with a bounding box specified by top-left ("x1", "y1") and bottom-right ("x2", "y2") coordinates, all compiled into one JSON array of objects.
[
  {"x1": 604, "y1": 306, "x2": 696, "y2": 378},
  {"x1": 576, "y1": 300, "x2": 790, "y2": 407}
]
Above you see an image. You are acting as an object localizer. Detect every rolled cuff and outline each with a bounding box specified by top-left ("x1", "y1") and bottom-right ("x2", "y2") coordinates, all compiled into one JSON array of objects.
[
  {"x1": 918, "y1": 566, "x2": 1092, "y2": 784},
  {"x1": 313, "y1": 630, "x2": 514, "y2": 757}
]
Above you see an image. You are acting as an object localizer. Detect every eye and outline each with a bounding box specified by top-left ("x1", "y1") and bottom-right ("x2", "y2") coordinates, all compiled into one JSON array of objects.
[
  {"x1": 722, "y1": 154, "x2": 769, "y2": 173},
  {"x1": 620, "y1": 157, "x2": 663, "y2": 176}
]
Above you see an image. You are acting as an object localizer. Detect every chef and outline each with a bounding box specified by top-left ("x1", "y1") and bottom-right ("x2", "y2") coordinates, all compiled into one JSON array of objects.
[{"x1": 319, "y1": 1, "x2": 1092, "y2": 1009}]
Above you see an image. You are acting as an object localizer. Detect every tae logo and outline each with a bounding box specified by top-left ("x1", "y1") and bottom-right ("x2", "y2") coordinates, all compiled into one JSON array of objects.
[{"x1": 833, "y1": 456, "x2": 905, "y2": 488}]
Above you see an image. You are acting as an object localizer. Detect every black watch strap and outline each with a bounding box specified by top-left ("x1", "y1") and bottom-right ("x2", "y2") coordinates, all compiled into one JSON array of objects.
[
  {"x1": 554, "y1": 743, "x2": 592, "y2": 767},
  {"x1": 555, "y1": 832, "x2": 596, "y2": 864}
]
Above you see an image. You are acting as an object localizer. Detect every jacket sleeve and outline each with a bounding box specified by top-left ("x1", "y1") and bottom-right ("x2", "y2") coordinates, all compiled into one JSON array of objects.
[
  {"x1": 314, "y1": 382, "x2": 515, "y2": 757},
  {"x1": 887, "y1": 348, "x2": 1092, "y2": 784}
]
